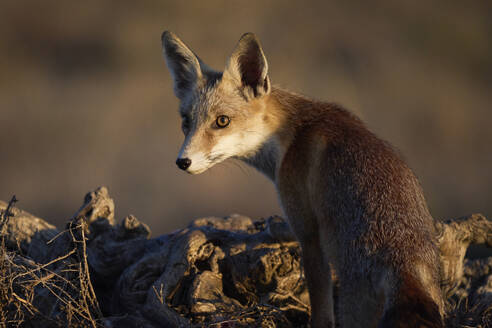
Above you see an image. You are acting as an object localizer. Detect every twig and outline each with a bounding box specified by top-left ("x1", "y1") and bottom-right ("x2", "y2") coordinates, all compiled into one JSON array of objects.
[
  {"x1": 153, "y1": 284, "x2": 165, "y2": 305},
  {"x1": 0, "y1": 195, "x2": 18, "y2": 235}
]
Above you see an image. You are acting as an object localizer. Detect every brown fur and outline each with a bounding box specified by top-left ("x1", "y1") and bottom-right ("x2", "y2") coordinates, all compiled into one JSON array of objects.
[
  {"x1": 161, "y1": 31, "x2": 445, "y2": 327},
  {"x1": 379, "y1": 273, "x2": 444, "y2": 328},
  {"x1": 270, "y1": 90, "x2": 444, "y2": 327}
]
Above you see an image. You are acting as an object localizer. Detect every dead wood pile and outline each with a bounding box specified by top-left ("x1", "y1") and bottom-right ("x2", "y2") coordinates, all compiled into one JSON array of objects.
[{"x1": 0, "y1": 187, "x2": 490, "y2": 327}]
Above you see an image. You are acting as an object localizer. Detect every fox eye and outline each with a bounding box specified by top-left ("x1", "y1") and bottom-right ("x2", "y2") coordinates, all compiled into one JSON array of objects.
[{"x1": 216, "y1": 115, "x2": 230, "y2": 128}]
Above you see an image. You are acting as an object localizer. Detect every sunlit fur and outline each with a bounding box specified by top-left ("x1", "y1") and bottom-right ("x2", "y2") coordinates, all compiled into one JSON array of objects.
[
  {"x1": 162, "y1": 31, "x2": 444, "y2": 327},
  {"x1": 174, "y1": 76, "x2": 282, "y2": 175}
]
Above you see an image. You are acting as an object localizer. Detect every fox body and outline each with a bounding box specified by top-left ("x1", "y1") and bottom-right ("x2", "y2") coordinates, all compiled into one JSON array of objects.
[{"x1": 161, "y1": 31, "x2": 444, "y2": 327}]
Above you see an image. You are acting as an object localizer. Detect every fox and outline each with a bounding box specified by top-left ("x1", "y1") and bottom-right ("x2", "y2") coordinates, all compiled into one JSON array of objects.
[{"x1": 161, "y1": 31, "x2": 444, "y2": 327}]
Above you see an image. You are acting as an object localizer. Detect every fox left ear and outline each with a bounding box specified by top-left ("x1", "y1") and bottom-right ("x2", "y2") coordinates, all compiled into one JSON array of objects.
[
  {"x1": 224, "y1": 33, "x2": 271, "y2": 100},
  {"x1": 162, "y1": 31, "x2": 204, "y2": 100}
]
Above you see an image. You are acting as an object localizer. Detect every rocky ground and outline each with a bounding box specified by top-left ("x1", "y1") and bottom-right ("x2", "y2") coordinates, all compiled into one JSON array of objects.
[{"x1": 0, "y1": 187, "x2": 491, "y2": 327}]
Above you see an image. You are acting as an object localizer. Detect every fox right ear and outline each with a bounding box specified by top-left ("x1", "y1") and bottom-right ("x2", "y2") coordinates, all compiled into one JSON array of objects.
[
  {"x1": 224, "y1": 33, "x2": 270, "y2": 100},
  {"x1": 161, "y1": 31, "x2": 203, "y2": 99}
]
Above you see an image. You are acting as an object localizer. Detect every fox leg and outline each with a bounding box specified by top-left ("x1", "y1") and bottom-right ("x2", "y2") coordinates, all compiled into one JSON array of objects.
[
  {"x1": 281, "y1": 194, "x2": 335, "y2": 326},
  {"x1": 300, "y1": 236, "x2": 335, "y2": 328}
]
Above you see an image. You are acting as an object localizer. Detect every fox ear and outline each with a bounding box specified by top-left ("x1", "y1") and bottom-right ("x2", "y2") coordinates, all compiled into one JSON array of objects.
[
  {"x1": 162, "y1": 31, "x2": 203, "y2": 99},
  {"x1": 224, "y1": 33, "x2": 270, "y2": 99}
]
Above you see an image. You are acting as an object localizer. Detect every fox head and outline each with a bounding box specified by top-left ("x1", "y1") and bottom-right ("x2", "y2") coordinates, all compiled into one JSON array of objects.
[{"x1": 161, "y1": 31, "x2": 281, "y2": 174}]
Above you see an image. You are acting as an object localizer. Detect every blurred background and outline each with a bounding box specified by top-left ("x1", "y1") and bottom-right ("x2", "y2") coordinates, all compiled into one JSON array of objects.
[{"x1": 0, "y1": 1, "x2": 490, "y2": 235}]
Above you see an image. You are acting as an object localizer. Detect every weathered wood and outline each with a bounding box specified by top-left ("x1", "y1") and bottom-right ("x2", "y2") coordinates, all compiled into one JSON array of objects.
[
  {"x1": 0, "y1": 199, "x2": 58, "y2": 259},
  {"x1": 0, "y1": 187, "x2": 491, "y2": 327},
  {"x1": 436, "y1": 214, "x2": 492, "y2": 290}
]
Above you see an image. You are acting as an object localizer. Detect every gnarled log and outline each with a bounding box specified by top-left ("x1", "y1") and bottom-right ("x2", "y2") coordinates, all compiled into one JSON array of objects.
[{"x1": 0, "y1": 187, "x2": 491, "y2": 327}]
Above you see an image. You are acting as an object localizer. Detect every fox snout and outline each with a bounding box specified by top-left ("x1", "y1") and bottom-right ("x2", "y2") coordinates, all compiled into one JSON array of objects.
[
  {"x1": 176, "y1": 158, "x2": 192, "y2": 171},
  {"x1": 176, "y1": 140, "x2": 211, "y2": 174}
]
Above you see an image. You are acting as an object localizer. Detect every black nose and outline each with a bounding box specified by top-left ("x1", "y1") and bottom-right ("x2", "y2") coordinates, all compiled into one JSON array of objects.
[{"x1": 176, "y1": 158, "x2": 192, "y2": 170}]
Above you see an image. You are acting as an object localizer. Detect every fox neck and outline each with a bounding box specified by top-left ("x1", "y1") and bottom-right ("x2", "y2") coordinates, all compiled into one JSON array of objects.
[{"x1": 240, "y1": 87, "x2": 302, "y2": 182}]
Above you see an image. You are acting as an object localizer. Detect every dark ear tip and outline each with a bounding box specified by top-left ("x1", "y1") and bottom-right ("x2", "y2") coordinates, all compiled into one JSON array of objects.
[
  {"x1": 161, "y1": 31, "x2": 176, "y2": 45},
  {"x1": 239, "y1": 32, "x2": 259, "y2": 43}
]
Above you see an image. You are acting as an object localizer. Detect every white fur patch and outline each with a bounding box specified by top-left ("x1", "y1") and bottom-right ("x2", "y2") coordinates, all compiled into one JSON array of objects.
[
  {"x1": 213, "y1": 127, "x2": 272, "y2": 160},
  {"x1": 177, "y1": 138, "x2": 210, "y2": 174}
]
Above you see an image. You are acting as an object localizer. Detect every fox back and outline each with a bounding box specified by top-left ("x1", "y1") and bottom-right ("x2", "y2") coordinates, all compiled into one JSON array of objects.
[{"x1": 161, "y1": 31, "x2": 444, "y2": 328}]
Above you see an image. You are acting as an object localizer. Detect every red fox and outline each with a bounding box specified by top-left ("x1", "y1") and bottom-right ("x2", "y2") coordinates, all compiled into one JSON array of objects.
[{"x1": 161, "y1": 31, "x2": 444, "y2": 327}]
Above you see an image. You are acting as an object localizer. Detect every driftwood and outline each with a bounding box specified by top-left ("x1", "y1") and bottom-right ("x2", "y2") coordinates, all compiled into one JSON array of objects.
[{"x1": 0, "y1": 187, "x2": 491, "y2": 327}]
